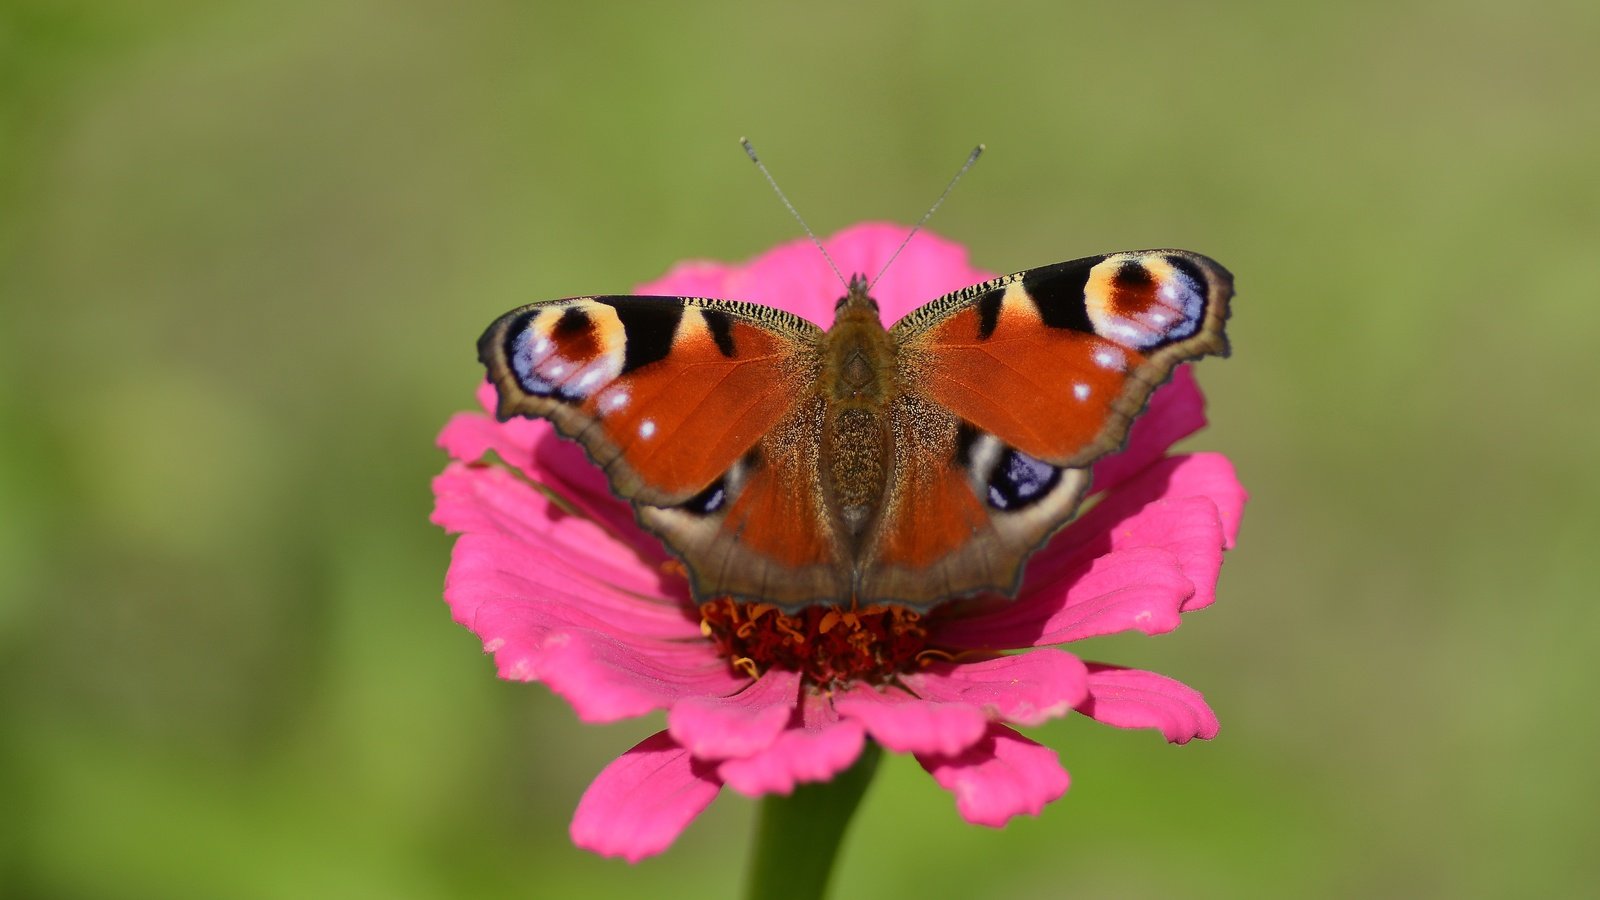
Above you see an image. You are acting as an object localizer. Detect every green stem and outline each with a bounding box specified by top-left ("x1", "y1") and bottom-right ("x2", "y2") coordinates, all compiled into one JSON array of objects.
[{"x1": 743, "y1": 741, "x2": 883, "y2": 900}]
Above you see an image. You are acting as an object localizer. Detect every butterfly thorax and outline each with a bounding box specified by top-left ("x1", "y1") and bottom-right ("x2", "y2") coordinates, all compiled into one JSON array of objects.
[{"x1": 818, "y1": 278, "x2": 895, "y2": 548}]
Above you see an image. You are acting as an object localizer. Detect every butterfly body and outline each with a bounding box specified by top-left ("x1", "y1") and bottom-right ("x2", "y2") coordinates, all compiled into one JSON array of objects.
[
  {"x1": 480, "y1": 250, "x2": 1232, "y2": 612},
  {"x1": 818, "y1": 276, "x2": 896, "y2": 546}
]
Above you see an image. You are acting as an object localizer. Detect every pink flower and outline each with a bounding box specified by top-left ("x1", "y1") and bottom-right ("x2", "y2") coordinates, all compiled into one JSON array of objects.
[{"x1": 432, "y1": 223, "x2": 1247, "y2": 861}]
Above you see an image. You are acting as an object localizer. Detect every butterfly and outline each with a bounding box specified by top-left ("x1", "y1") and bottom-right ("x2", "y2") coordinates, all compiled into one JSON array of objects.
[{"x1": 479, "y1": 249, "x2": 1232, "y2": 612}]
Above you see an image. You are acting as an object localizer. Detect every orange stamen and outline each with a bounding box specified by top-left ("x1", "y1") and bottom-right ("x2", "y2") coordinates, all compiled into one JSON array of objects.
[{"x1": 697, "y1": 597, "x2": 948, "y2": 687}]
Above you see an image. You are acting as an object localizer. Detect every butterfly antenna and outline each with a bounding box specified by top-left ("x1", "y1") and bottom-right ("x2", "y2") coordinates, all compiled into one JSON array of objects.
[
  {"x1": 869, "y1": 144, "x2": 984, "y2": 290},
  {"x1": 741, "y1": 137, "x2": 849, "y2": 290}
]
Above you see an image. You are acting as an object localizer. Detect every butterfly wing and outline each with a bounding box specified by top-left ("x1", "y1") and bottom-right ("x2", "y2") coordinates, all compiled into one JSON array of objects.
[
  {"x1": 479, "y1": 296, "x2": 852, "y2": 605},
  {"x1": 857, "y1": 393, "x2": 1095, "y2": 607},
  {"x1": 893, "y1": 250, "x2": 1233, "y2": 466},
  {"x1": 860, "y1": 250, "x2": 1233, "y2": 605}
]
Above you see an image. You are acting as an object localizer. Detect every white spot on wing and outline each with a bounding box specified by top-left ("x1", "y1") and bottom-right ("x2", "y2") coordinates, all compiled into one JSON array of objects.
[
  {"x1": 639, "y1": 419, "x2": 657, "y2": 439},
  {"x1": 1073, "y1": 383, "x2": 1091, "y2": 401},
  {"x1": 1093, "y1": 347, "x2": 1126, "y2": 371},
  {"x1": 599, "y1": 387, "x2": 630, "y2": 412}
]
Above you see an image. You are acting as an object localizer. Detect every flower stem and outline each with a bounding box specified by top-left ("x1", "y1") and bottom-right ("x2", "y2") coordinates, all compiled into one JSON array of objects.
[{"x1": 743, "y1": 741, "x2": 883, "y2": 900}]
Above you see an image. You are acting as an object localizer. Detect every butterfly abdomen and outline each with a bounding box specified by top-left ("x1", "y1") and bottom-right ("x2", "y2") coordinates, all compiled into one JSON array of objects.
[
  {"x1": 818, "y1": 285, "x2": 899, "y2": 548},
  {"x1": 823, "y1": 407, "x2": 885, "y2": 540}
]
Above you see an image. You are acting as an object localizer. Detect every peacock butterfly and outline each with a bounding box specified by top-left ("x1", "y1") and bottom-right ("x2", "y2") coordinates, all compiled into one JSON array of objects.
[{"x1": 477, "y1": 247, "x2": 1233, "y2": 612}]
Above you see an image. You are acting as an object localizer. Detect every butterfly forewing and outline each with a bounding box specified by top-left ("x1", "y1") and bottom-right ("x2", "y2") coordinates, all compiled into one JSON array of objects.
[
  {"x1": 480, "y1": 295, "x2": 820, "y2": 503},
  {"x1": 892, "y1": 250, "x2": 1232, "y2": 468}
]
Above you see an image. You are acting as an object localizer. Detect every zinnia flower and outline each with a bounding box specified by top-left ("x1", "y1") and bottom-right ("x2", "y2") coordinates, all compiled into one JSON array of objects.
[{"x1": 432, "y1": 223, "x2": 1246, "y2": 861}]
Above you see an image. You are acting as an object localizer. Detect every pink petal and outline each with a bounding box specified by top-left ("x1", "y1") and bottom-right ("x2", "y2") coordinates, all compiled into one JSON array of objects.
[
  {"x1": 938, "y1": 546, "x2": 1193, "y2": 649},
  {"x1": 526, "y1": 429, "x2": 668, "y2": 560},
  {"x1": 441, "y1": 478, "x2": 737, "y2": 715},
  {"x1": 437, "y1": 408, "x2": 520, "y2": 466},
  {"x1": 436, "y1": 382, "x2": 541, "y2": 465},
  {"x1": 444, "y1": 537, "x2": 705, "y2": 673},
  {"x1": 526, "y1": 627, "x2": 747, "y2": 723},
  {"x1": 716, "y1": 691, "x2": 866, "y2": 796},
  {"x1": 442, "y1": 386, "x2": 669, "y2": 562},
  {"x1": 917, "y1": 725, "x2": 1070, "y2": 827},
  {"x1": 1048, "y1": 453, "x2": 1245, "y2": 611},
  {"x1": 899, "y1": 649, "x2": 1090, "y2": 727},
  {"x1": 635, "y1": 223, "x2": 992, "y2": 326},
  {"x1": 441, "y1": 521, "x2": 742, "y2": 723},
  {"x1": 1090, "y1": 452, "x2": 1245, "y2": 554},
  {"x1": 667, "y1": 668, "x2": 802, "y2": 760},
  {"x1": 1160, "y1": 451, "x2": 1247, "y2": 550},
  {"x1": 635, "y1": 259, "x2": 741, "y2": 299},
  {"x1": 830, "y1": 684, "x2": 989, "y2": 757},
  {"x1": 818, "y1": 223, "x2": 993, "y2": 323},
  {"x1": 433, "y1": 463, "x2": 682, "y2": 612},
  {"x1": 1076, "y1": 664, "x2": 1219, "y2": 743},
  {"x1": 640, "y1": 229, "x2": 837, "y2": 325},
  {"x1": 1090, "y1": 365, "x2": 1207, "y2": 495},
  {"x1": 1030, "y1": 503, "x2": 1219, "y2": 616},
  {"x1": 570, "y1": 731, "x2": 722, "y2": 863}
]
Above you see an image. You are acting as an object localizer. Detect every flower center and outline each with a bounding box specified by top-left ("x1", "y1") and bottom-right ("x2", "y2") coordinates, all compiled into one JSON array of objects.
[{"x1": 698, "y1": 598, "x2": 951, "y2": 687}]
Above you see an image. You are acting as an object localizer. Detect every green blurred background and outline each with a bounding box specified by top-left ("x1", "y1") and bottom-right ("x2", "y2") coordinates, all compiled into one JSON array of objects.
[{"x1": 4, "y1": 1, "x2": 1597, "y2": 897}]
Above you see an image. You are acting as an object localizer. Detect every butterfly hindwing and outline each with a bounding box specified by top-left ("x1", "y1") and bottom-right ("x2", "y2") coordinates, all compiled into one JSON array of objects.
[
  {"x1": 856, "y1": 396, "x2": 1093, "y2": 607},
  {"x1": 892, "y1": 250, "x2": 1233, "y2": 467},
  {"x1": 636, "y1": 399, "x2": 855, "y2": 606}
]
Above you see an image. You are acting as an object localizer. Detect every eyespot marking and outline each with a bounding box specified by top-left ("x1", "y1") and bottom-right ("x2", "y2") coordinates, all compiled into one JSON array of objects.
[
  {"x1": 1085, "y1": 254, "x2": 1207, "y2": 349},
  {"x1": 502, "y1": 301, "x2": 629, "y2": 403},
  {"x1": 985, "y1": 447, "x2": 1063, "y2": 511}
]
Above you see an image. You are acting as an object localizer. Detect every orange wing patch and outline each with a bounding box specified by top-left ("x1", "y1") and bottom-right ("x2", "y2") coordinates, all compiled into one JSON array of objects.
[
  {"x1": 636, "y1": 398, "x2": 850, "y2": 607},
  {"x1": 719, "y1": 445, "x2": 834, "y2": 570},
  {"x1": 586, "y1": 317, "x2": 797, "y2": 497},
  {"x1": 875, "y1": 464, "x2": 988, "y2": 569},
  {"x1": 919, "y1": 291, "x2": 1145, "y2": 465}
]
